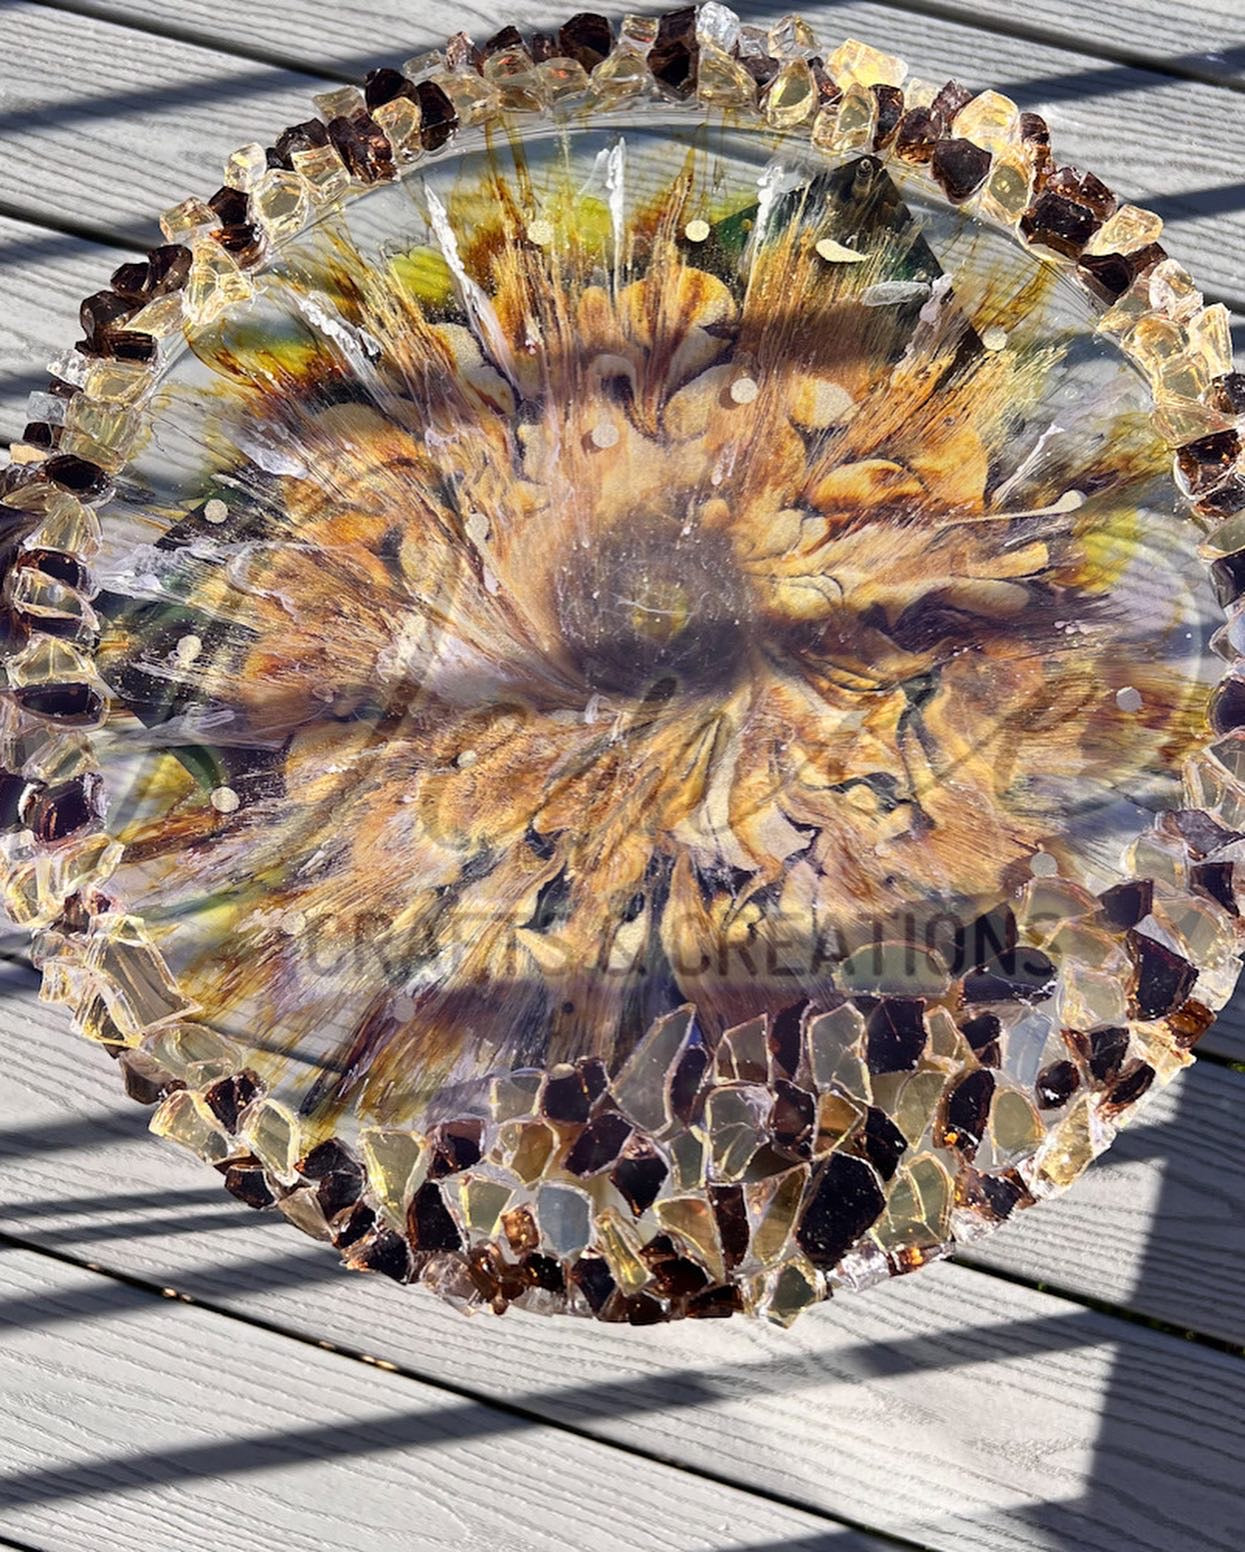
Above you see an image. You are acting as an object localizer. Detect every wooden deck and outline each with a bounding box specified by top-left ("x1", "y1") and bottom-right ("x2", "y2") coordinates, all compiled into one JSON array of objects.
[{"x1": 2, "y1": 2, "x2": 1244, "y2": 1547}]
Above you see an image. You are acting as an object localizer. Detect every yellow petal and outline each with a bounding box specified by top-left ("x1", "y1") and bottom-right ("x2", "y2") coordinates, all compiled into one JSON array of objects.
[{"x1": 806, "y1": 458, "x2": 924, "y2": 513}]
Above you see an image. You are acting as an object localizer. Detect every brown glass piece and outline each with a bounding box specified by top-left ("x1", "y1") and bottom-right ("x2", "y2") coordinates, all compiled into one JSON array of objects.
[
  {"x1": 810, "y1": 58, "x2": 839, "y2": 108},
  {"x1": 355, "y1": 1227, "x2": 414, "y2": 1281},
  {"x1": 1103, "y1": 1059, "x2": 1156, "y2": 1112},
  {"x1": 1166, "y1": 808, "x2": 1240, "y2": 857},
  {"x1": 110, "y1": 260, "x2": 150, "y2": 298},
  {"x1": 1126, "y1": 930, "x2": 1198, "y2": 1018},
  {"x1": 895, "y1": 107, "x2": 938, "y2": 163},
  {"x1": 686, "y1": 1283, "x2": 744, "y2": 1318},
  {"x1": 1046, "y1": 165, "x2": 1116, "y2": 218},
  {"x1": 1210, "y1": 676, "x2": 1245, "y2": 734},
  {"x1": 1020, "y1": 191, "x2": 1099, "y2": 256},
  {"x1": 1086, "y1": 1026, "x2": 1131, "y2": 1081},
  {"x1": 571, "y1": 1254, "x2": 616, "y2": 1312},
  {"x1": 204, "y1": 1070, "x2": 262, "y2": 1131},
  {"x1": 938, "y1": 1069, "x2": 995, "y2": 1156},
  {"x1": 769, "y1": 1001, "x2": 805, "y2": 1078},
  {"x1": 1035, "y1": 1059, "x2": 1080, "y2": 1109},
  {"x1": 564, "y1": 1111, "x2": 632, "y2": 1175},
  {"x1": 962, "y1": 1167, "x2": 1028, "y2": 1220},
  {"x1": 118, "y1": 1050, "x2": 184, "y2": 1106},
  {"x1": 79, "y1": 290, "x2": 134, "y2": 349},
  {"x1": 543, "y1": 1065, "x2": 594, "y2": 1123},
  {"x1": 1098, "y1": 878, "x2": 1153, "y2": 930},
  {"x1": 1168, "y1": 1000, "x2": 1215, "y2": 1050},
  {"x1": 415, "y1": 81, "x2": 458, "y2": 150},
  {"x1": 0, "y1": 772, "x2": 28, "y2": 832},
  {"x1": 428, "y1": 1119, "x2": 483, "y2": 1177},
  {"x1": 524, "y1": 1252, "x2": 566, "y2": 1294},
  {"x1": 709, "y1": 1183, "x2": 749, "y2": 1268},
  {"x1": 0, "y1": 501, "x2": 41, "y2": 552},
  {"x1": 611, "y1": 1145, "x2": 669, "y2": 1214},
  {"x1": 1178, "y1": 430, "x2": 1240, "y2": 497},
  {"x1": 208, "y1": 186, "x2": 249, "y2": 227},
  {"x1": 299, "y1": 1138, "x2": 361, "y2": 1179},
  {"x1": 93, "y1": 328, "x2": 157, "y2": 364},
  {"x1": 408, "y1": 1179, "x2": 462, "y2": 1250},
  {"x1": 315, "y1": 1168, "x2": 362, "y2": 1218},
  {"x1": 222, "y1": 1159, "x2": 277, "y2": 1209},
  {"x1": 796, "y1": 1152, "x2": 885, "y2": 1269},
  {"x1": 1019, "y1": 110, "x2": 1051, "y2": 147},
  {"x1": 272, "y1": 118, "x2": 330, "y2": 169},
  {"x1": 25, "y1": 774, "x2": 101, "y2": 842},
  {"x1": 364, "y1": 67, "x2": 416, "y2": 109},
  {"x1": 13, "y1": 682, "x2": 105, "y2": 724},
  {"x1": 1191, "y1": 861, "x2": 1237, "y2": 914},
  {"x1": 864, "y1": 998, "x2": 927, "y2": 1072},
  {"x1": 213, "y1": 224, "x2": 264, "y2": 266},
  {"x1": 557, "y1": 12, "x2": 613, "y2": 71},
  {"x1": 963, "y1": 945, "x2": 1057, "y2": 1003},
  {"x1": 645, "y1": 1242, "x2": 710, "y2": 1302},
  {"x1": 332, "y1": 1200, "x2": 376, "y2": 1249},
  {"x1": 670, "y1": 1042, "x2": 710, "y2": 1122},
  {"x1": 0, "y1": 607, "x2": 31, "y2": 658},
  {"x1": 44, "y1": 453, "x2": 110, "y2": 498},
  {"x1": 771, "y1": 1079, "x2": 815, "y2": 1154},
  {"x1": 15, "y1": 546, "x2": 87, "y2": 588},
  {"x1": 1201, "y1": 478, "x2": 1245, "y2": 519},
  {"x1": 614, "y1": 1292, "x2": 666, "y2": 1325},
  {"x1": 930, "y1": 137, "x2": 991, "y2": 203},
  {"x1": 501, "y1": 1204, "x2": 538, "y2": 1253},
  {"x1": 929, "y1": 80, "x2": 973, "y2": 132},
  {"x1": 871, "y1": 84, "x2": 904, "y2": 149},
  {"x1": 328, "y1": 114, "x2": 396, "y2": 183},
  {"x1": 1210, "y1": 371, "x2": 1245, "y2": 416},
  {"x1": 483, "y1": 24, "x2": 524, "y2": 56},
  {"x1": 859, "y1": 1107, "x2": 907, "y2": 1180},
  {"x1": 741, "y1": 54, "x2": 778, "y2": 90},
  {"x1": 1077, "y1": 241, "x2": 1165, "y2": 303},
  {"x1": 445, "y1": 32, "x2": 484, "y2": 72},
  {"x1": 649, "y1": 7, "x2": 698, "y2": 98}
]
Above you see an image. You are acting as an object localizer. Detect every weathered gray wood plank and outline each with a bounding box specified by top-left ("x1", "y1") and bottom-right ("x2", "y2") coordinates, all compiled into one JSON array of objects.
[
  {"x1": 3, "y1": 972, "x2": 1242, "y2": 1552},
  {"x1": 1, "y1": 2, "x2": 1245, "y2": 303},
  {"x1": 0, "y1": 1244, "x2": 876, "y2": 1552},
  {"x1": 909, "y1": 0, "x2": 1245, "y2": 90},
  {"x1": 961, "y1": 1057, "x2": 1245, "y2": 1345},
  {"x1": 0, "y1": 3, "x2": 333, "y2": 246},
  {"x1": 59, "y1": 0, "x2": 1245, "y2": 90}
]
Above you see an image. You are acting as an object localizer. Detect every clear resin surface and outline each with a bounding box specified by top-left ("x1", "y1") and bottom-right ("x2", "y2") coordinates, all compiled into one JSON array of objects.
[{"x1": 6, "y1": 12, "x2": 1244, "y2": 1324}]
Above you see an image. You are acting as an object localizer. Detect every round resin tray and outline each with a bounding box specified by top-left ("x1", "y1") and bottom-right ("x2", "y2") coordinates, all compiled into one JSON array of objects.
[{"x1": 4, "y1": 8, "x2": 1244, "y2": 1325}]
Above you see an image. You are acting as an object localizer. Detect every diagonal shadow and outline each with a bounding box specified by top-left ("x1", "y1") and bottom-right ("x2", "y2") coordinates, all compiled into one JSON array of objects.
[
  {"x1": 1010, "y1": 977, "x2": 1245, "y2": 1550},
  {"x1": 0, "y1": 1288, "x2": 1187, "y2": 1513},
  {"x1": 994, "y1": 47, "x2": 1245, "y2": 102}
]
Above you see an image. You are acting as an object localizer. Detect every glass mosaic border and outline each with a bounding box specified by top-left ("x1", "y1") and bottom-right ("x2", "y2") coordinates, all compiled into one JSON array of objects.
[{"x1": 3, "y1": 6, "x2": 1244, "y2": 1325}]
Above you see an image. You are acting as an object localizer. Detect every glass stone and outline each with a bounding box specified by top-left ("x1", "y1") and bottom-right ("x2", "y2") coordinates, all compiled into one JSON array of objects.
[{"x1": 7, "y1": 12, "x2": 1238, "y2": 1326}]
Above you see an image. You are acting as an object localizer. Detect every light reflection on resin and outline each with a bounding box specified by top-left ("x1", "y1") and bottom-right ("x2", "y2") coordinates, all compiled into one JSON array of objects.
[{"x1": 7, "y1": 11, "x2": 1244, "y2": 1325}]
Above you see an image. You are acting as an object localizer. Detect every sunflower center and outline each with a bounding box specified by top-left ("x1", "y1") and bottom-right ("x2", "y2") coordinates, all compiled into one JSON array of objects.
[{"x1": 554, "y1": 508, "x2": 750, "y2": 698}]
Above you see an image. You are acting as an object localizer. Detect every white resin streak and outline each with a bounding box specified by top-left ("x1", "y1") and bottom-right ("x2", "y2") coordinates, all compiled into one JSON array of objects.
[{"x1": 2, "y1": 2, "x2": 1245, "y2": 1550}]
